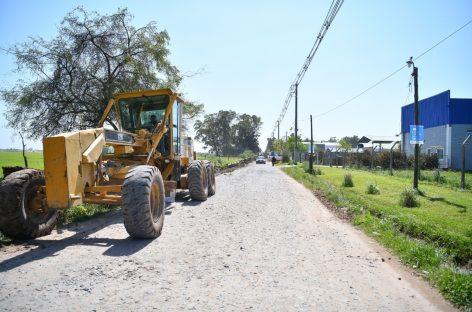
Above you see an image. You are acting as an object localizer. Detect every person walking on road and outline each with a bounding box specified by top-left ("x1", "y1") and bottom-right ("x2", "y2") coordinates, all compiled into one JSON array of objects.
[{"x1": 271, "y1": 156, "x2": 276, "y2": 167}]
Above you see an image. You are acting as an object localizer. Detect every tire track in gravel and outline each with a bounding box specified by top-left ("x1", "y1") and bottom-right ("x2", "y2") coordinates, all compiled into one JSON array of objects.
[{"x1": 0, "y1": 163, "x2": 455, "y2": 311}]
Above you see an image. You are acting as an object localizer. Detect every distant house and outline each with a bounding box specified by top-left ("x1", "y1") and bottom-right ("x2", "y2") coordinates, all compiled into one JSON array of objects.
[
  {"x1": 305, "y1": 141, "x2": 340, "y2": 153},
  {"x1": 400, "y1": 90, "x2": 472, "y2": 170},
  {"x1": 302, "y1": 140, "x2": 341, "y2": 165},
  {"x1": 357, "y1": 135, "x2": 399, "y2": 152}
]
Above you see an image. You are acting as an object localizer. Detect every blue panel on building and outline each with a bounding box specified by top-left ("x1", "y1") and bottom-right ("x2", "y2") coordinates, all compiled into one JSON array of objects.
[
  {"x1": 401, "y1": 90, "x2": 450, "y2": 133},
  {"x1": 450, "y1": 98, "x2": 472, "y2": 124}
]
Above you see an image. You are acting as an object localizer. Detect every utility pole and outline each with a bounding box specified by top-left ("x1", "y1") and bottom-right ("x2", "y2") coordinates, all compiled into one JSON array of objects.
[
  {"x1": 407, "y1": 57, "x2": 420, "y2": 190},
  {"x1": 294, "y1": 83, "x2": 298, "y2": 164},
  {"x1": 277, "y1": 121, "x2": 280, "y2": 141},
  {"x1": 309, "y1": 115, "x2": 314, "y2": 174},
  {"x1": 413, "y1": 65, "x2": 419, "y2": 190}
]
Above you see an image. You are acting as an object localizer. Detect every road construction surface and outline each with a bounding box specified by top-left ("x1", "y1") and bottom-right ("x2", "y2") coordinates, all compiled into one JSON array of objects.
[{"x1": 0, "y1": 163, "x2": 454, "y2": 311}]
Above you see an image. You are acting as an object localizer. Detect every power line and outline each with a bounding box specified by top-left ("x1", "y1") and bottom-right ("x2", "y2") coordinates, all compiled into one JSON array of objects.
[
  {"x1": 313, "y1": 65, "x2": 407, "y2": 118},
  {"x1": 271, "y1": 0, "x2": 344, "y2": 137},
  {"x1": 312, "y1": 18, "x2": 472, "y2": 119},
  {"x1": 403, "y1": 76, "x2": 413, "y2": 107}
]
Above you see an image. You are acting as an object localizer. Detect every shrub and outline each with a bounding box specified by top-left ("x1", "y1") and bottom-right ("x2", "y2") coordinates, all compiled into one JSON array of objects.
[
  {"x1": 239, "y1": 150, "x2": 255, "y2": 160},
  {"x1": 452, "y1": 178, "x2": 470, "y2": 190},
  {"x1": 366, "y1": 181, "x2": 380, "y2": 194},
  {"x1": 342, "y1": 173, "x2": 354, "y2": 187},
  {"x1": 432, "y1": 170, "x2": 445, "y2": 183},
  {"x1": 400, "y1": 188, "x2": 420, "y2": 208},
  {"x1": 303, "y1": 163, "x2": 323, "y2": 175},
  {"x1": 422, "y1": 153, "x2": 439, "y2": 170},
  {"x1": 58, "y1": 204, "x2": 116, "y2": 224}
]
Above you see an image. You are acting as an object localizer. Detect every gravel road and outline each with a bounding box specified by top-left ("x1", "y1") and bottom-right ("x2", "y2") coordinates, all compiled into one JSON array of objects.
[{"x1": 0, "y1": 163, "x2": 455, "y2": 311}]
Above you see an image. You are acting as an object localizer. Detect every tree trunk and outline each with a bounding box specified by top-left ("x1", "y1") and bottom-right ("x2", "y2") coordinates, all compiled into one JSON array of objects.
[{"x1": 19, "y1": 133, "x2": 29, "y2": 168}]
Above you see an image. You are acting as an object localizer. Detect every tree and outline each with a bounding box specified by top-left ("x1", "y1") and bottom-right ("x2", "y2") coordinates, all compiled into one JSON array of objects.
[
  {"x1": 194, "y1": 110, "x2": 238, "y2": 156},
  {"x1": 265, "y1": 137, "x2": 275, "y2": 153},
  {"x1": 19, "y1": 132, "x2": 28, "y2": 168},
  {"x1": 340, "y1": 135, "x2": 360, "y2": 148},
  {"x1": 182, "y1": 100, "x2": 204, "y2": 133},
  {"x1": 287, "y1": 133, "x2": 307, "y2": 153},
  {"x1": 232, "y1": 114, "x2": 262, "y2": 154},
  {"x1": 338, "y1": 137, "x2": 352, "y2": 150},
  {"x1": 338, "y1": 137, "x2": 352, "y2": 167},
  {"x1": 1, "y1": 7, "x2": 183, "y2": 140},
  {"x1": 194, "y1": 111, "x2": 262, "y2": 156}
]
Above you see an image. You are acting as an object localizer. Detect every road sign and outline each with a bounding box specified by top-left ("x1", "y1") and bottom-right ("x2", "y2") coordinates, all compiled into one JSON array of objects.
[{"x1": 410, "y1": 125, "x2": 424, "y2": 144}]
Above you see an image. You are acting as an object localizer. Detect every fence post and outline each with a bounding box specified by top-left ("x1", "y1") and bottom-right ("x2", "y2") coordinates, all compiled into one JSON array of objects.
[{"x1": 461, "y1": 134, "x2": 471, "y2": 189}]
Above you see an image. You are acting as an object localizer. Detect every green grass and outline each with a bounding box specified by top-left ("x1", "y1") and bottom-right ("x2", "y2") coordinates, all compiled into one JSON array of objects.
[
  {"x1": 0, "y1": 151, "x2": 44, "y2": 176},
  {"x1": 374, "y1": 168, "x2": 472, "y2": 190},
  {"x1": 58, "y1": 204, "x2": 119, "y2": 225},
  {"x1": 282, "y1": 165, "x2": 472, "y2": 310},
  {"x1": 197, "y1": 154, "x2": 244, "y2": 170}
]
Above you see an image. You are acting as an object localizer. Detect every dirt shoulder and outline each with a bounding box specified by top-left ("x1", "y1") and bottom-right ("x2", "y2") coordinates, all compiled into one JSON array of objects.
[{"x1": 0, "y1": 163, "x2": 456, "y2": 311}]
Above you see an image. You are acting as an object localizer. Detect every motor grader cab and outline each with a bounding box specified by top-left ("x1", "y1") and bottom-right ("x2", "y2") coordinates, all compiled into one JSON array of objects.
[{"x1": 0, "y1": 89, "x2": 215, "y2": 239}]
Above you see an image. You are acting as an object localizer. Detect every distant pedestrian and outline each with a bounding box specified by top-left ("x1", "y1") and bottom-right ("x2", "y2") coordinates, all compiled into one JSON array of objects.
[{"x1": 271, "y1": 156, "x2": 276, "y2": 166}]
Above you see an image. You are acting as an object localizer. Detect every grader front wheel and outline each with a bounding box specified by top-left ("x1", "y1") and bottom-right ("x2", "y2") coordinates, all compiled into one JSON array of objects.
[
  {"x1": 204, "y1": 160, "x2": 216, "y2": 196},
  {"x1": 188, "y1": 161, "x2": 208, "y2": 201},
  {"x1": 0, "y1": 169, "x2": 58, "y2": 239},
  {"x1": 122, "y1": 165, "x2": 165, "y2": 238}
]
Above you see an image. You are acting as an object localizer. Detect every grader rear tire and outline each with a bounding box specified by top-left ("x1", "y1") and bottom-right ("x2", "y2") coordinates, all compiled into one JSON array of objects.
[
  {"x1": 0, "y1": 169, "x2": 58, "y2": 239},
  {"x1": 188, "y1": 161, "x2": 208, "y2": 201},
  {"x1": 204, "y1": 160, "x2": 216, "y2": 196},
  {"x1": 122, "y1": 165, "x2": 165, "y2": 238}
]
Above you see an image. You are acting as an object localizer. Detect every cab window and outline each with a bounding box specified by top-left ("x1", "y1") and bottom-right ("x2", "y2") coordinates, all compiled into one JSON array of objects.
[
  {"x1": 117, "y1": 95, "x2": 170, "y2": 132},
  {"x1": 172, "y1": 100, "x2": 181, "y2": 155}
]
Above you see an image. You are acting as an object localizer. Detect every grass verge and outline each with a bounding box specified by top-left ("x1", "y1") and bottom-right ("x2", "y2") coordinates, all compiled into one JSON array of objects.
[
  {"x1": 0, "y1": 151, "x2": 44, "y2": 176},
  {"x1": 282, "y1": 165, "x2": 472, "y2": 310},
  {"x1": 371, "y1": 168, "x2": 472, "y2": 191},
  {"x1": 57, "y1": 203, "x2": 119, "y2": 225},
  {"x1": 198, "y1": 154, "x2": 245, "y2": 170}
]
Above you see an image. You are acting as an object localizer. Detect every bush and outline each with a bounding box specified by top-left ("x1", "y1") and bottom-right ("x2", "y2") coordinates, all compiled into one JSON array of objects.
[
  {"x1": 422, "y1": 154, "x2": 439, "y2": 170},
  {"x1": 58, "y1": 203, "x2": 116, "y2": 224},
  {"x1": 303, "y1": 162, "x2": 323, "y2": 175},
  {"x1": 366, "y1": 181, "x2": 380, "y2": 194},
  {"x1": 408, "y1": 154, "x2": 440, "y2": 170},
  {"x1": 400, "y1": 188, "x2": 420, "y2": 208},
  {"x1": 432, "y1": 170, "x2": 445, "y2": 183},
  {"x1": 342, "y1": 173, "x2": 354, "y2": 187},
  {"x1": 239, "y1": 150, "x2": 255, "y2": 160}
]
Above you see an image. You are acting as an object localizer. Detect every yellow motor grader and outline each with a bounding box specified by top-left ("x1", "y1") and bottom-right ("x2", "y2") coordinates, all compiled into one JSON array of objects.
[{"x1": 0, "y1": 89, "x2": 215, "y2": 239}]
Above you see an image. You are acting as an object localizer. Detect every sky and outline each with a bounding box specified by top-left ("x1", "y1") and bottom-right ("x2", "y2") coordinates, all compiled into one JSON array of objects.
[{"x1": 0, "y1": 0, "x2": 471, "y2": 152}]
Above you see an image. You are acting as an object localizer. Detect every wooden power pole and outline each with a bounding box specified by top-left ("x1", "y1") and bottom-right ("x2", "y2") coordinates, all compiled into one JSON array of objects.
[
  {"x1": 413, "y1": 66, "x2": 419, "y2": 190},
  {"x1": 309, "y1": 115, "x2": 314, "y2": 174}
]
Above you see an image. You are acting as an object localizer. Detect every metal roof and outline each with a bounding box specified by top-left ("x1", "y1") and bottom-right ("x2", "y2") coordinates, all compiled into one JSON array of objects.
[{"x1": 358, "y1": 136, "x2": 399, "y2": 144}]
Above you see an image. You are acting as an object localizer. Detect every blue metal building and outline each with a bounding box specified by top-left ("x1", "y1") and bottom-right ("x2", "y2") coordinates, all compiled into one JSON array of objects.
[{"x1": 401, "y1": 90, "x2": 472, "y2": 170}]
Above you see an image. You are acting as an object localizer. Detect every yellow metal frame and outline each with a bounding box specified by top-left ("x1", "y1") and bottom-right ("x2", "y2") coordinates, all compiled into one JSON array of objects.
[
  {"x1": 84, "y1": 185, "x2": 122, "y2": 205},
  {"x1": 45, "y1": 89, "x2": 188, "y2": 210},
  {"x1": 98, "y1": 89, "x2": 184, "y2": 127},
  {"x1": 101, "y1": 88, "x2": 186, "y2": 178}
]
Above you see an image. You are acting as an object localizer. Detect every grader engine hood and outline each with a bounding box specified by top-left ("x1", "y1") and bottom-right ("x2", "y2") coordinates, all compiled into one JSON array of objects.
[{"x1": 43, "y1": 128, "x2": 107, "y2": 209}]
